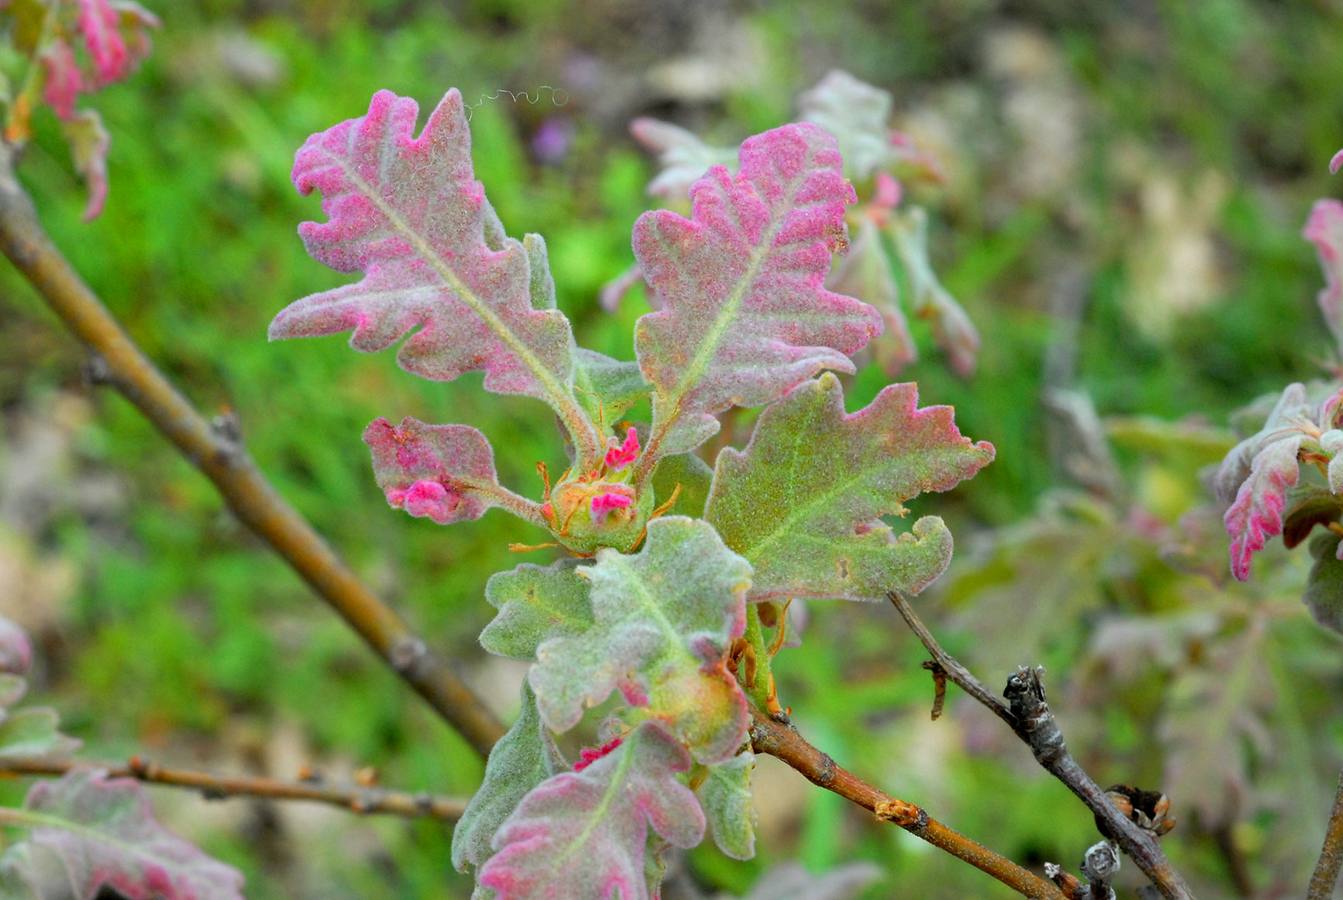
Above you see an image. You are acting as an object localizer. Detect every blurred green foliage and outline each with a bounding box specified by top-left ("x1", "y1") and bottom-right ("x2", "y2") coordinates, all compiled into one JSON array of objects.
[{"x1": 4, "y1": 0, "x2": 1343, "y2": 897}]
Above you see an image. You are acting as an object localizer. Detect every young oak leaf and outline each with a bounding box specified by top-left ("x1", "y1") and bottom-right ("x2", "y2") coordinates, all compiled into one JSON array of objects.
[
  {"x1": 629, "y1": 117, "x2": 736, "y2": 202},
  {"x1": 477, "y1": 721, "x2": 705, "y2": 900},
  {"x1": 269, "y1": 89, "x2": 602, "y2": 464},
  {"x1": 363, "y1": 416, "x2": 541, "y2": 526},
  {"x1": 528, "y1": 517, "x2": 752, "y2": 765},
  {"x1": 797, "y1": 70, "x2": 897, "y2": 182},
  {"x1": 888, "y1": 208, "x2": 980, "y2": 378},
  {"x1": 1213, "y1": 383, "x2": 1314, "y2": 579},
  {"x1": 705, "y1": 373, "x2": 994, "y2": 603},
  {"x1": 697, "y1": 750, "x2": 756, "y2": 860},
  {"x1": 452, "y1": 683, "x2": 566, "y2": 874},
  {"x1": 632, "y1": 123, "x2": 883, "y2": 460},
  {"x1": 0, "y1": 769, "x2": 245, "y2": 900},
  {"x1": 480, "y1": 561, "x2": 594, "y2": 661}
]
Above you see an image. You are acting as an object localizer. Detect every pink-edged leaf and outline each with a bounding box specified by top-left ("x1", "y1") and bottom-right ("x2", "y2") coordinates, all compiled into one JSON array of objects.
[
  {"x1": 705, "y1": 374, "x2": 994, "y2": 602},
  {"x1": 529, "y1": 517, "x2": 751, "y2": 764},
  {"x1": 363, "y1": 416, "x2": 539, "y2": 526},
  {"x1": 633, "y1": 123, "x2": 882, "y2": 458},
  {"x1": 1214, "y1": 384, "x2": 1312, "y2": 507},
  {"x1": 1225, "y1": 433, "x2": 1303, "y2": 580},
  {"x1": 270, "y1": 90, "x2": 601, "y2": 462},
  {"x1": 452, "y1": 683, "x2": 566, "y2": 873},
  {"x1": 1331, "y1": 148, "x2": 1343, "y2": 176},
  {"x1": 478, "y1": 721, "x2": 705, "y2": 900},
  {"x1": 61, "y1": 109, "x2": 109, "y2": 221},
  {"x1": 0, "y1": 768, "x2": 245, "y2": 899},
  {"x1": 888, "y1": 207, "x2": 978, "y2": 378},
  {"x1": 1304, "y1": 198, "x2": 1343, "y2": 352},
  {"x1": 828, "y1": 216, "x2": 916, "y2": 375},
  {"x1": 76, "y1": 0, "x2": 156, "y2": 86}
]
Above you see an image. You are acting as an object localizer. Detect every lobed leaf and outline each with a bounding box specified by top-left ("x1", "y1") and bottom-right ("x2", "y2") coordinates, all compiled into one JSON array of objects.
[
  {"x1": 650, "y1": 452, "x2": 715, "y2": 519},
  {"x1": 573, "y1": 349, "x2": 650, "y2": 430},
  {"x1": 632, "y1": 123, "x2": 882, "y2": 459},
  {"x1": 1304, "y1": 198, "x2": 1343, "y2": 356},
  {"x1": 363, "y1": 416, "x2": 539, "y2": 526},
  {"x1": 0, "y1": 769, "x2": 245, "y2": 899},
  {"x1": 1215, "y1": 384, "x2": 1312, "y2": 579},
  {"x1": 452, "y1": 683, "x2": 566, "y2": 873},
  {"x1": 697, "y1": 750, "x2": 756, "y2": 860},
  {"x1": 705, "y1": 374, "x2": 994, "y2": 603},
  {"x1": 0, "y1": 708, "x2": 80, "y2": 760},
  {"x1": 528, "y1": 517, "x2": 751, "y2": 764},
  {"x1": 270, "y1": 90, "x2": 601, "y2": 463},
  {"x1": 478, "y1": 721, "x2": 704, "y2": 900},
  {"x1": 480, "y1": 561, "x2": 593, "y2": 661}
]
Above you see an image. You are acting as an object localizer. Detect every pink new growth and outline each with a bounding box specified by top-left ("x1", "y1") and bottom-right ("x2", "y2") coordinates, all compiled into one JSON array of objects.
[
  {"x1": 573, "y1": 736, "x2": 624, "y2": 772},
  {"x1": 604, "y1": 427, "x2": 639, "y2": 470},
  {"x1": 77, "y1": 0, "x2": 129, "y2": 85},
  {"x1": 590, "y1": 491, "x2": 632, "y2": 524},
  {"x1": 1225, "y1": 436, "x2": 1303, "y2": 580},
  {"x1": 387, "y1": 479, "x2": 460, "y2": 525},
  {"x1": 1304, "y1": 199, "x2": 1343, "y2": 349},
  {"x1": 1332, "y1": 148, "x2": 1343, "y2": 176},
  {"x1": 41, "y1": 42, "x2": 83, "y2": 121}
]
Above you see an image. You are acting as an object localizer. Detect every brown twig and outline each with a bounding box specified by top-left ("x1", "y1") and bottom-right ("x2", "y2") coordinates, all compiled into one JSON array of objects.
[
  {"x1": 888, "y1": 592, "x2": 1194, "y2": 900},
  {"x1": 748, "y1": 708, "x2": 1065, "y2": 899},
  {"x1": 1308, "y1": 771, "x2": 1343, "y2": 899},
  {"x1": 0, "y1": 146, "x2": 504, "y2": 757},
  {"x1": 0, "y1": 756, "x2": 466, "y2": 821}
]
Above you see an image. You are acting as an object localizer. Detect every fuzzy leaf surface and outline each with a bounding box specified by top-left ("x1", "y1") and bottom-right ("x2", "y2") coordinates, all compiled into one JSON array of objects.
[
  {"x1": 573, "y1": 349, "x2": 650, "y2": 428},
  {"x1": 0, "y1": 709, "x2": 79, "y2": 760},
  {"x1": 477, "y1": 721, "x2": 704, "y2": 900},
  {"x1": 651, "y1": 452, "x2": 715, "y2": 518},
  {"x1": 698, "y1": 751, "x2": 755, "y2": 860},
  {"x1": 529, "y1": 517, "x2": 751, "y2": 763},
  {"x1": 633, "y1": 123, "x2": 882, "y2": 458},
  {"x1": 1216, "y1": 384, "x2": 1313, "y2": 579},
  {"x1": 363, "y1": 416, "x2": 535, "y2": 526},
  {"x1": 705, "y1": 374, "x2": 993, "y2": 602},
  {"x1": 0, "y1": 769, "x2": 245, "y2": 899},
  {"x1": 480, "y1": 561, "x2": 593, "y2": 661},
  {"x1": 452, "y1": 683, "x2": 565, "y2": 873},
  {"x1": 270, "y1": 90, "x2": 599, "y2": 459}
]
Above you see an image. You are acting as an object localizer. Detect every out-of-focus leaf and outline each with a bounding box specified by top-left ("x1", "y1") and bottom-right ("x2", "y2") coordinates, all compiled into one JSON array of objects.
[
  {"x1": 651, "y1": 452, "x2": 714, "y2": 519},
  {"x1": 0, "y1": 617, "x2": 32, "y2": 677},
  {"x1": 363, "y1": 416, "x2": 535, "y2": 526},
  {"x1": 480, "y1": 561, "x2": 593, "y2": 661},
  {"x1": 797, "y1": 70, "x2": 895, "y2": 181},
  {"x1": 1159, "y1": 618, "x2": 1272, "y2": 829},
  {"x1": 60, "y1": 109, "x2": 109, "y2": 221},
  {"x1": 0, "y1": 769, "x2": 245, "y2": 899},
  {"x1": 529, "y1": 517, "x2": 751, "y2": 764},
  {"x1": 630, "y1": 117, "x2": 735, "y2": 201},
  {"x1": 478, "y1": 721, "x2": 705, "y2": 900},
  {"x1": 1304, "y1": 198, "x2": 1343, "y2": 356},
  {"x1": 888, "y1": 208, "x2": 979, "y2": 377},
  {"x1": 452, "y1": 683, "x2": 565, "y2": 873},
  {"x1": 0, "y1": 708, "x2": 79, "y2": 759},
  {"x1": 633, "y1": 123, "x2": 882, "y2": 457},
  {"x1": 828, "y1": 217, "x2": 915, "y2": 375},
  {"x1": 705, "y1": 374, "x2": 993, "y2": 602},
  {"x1": 698, "y1": 750, "x2": 755, "y2": 860},
  {"x1": 269, "y1": 90, "x2": 601, "y2": 462}
]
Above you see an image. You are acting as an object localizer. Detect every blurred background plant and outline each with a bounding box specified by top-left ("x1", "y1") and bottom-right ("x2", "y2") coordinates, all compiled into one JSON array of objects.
[{"x1": 4, "y1": 1, "x2": 1343, "y2": 897}]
